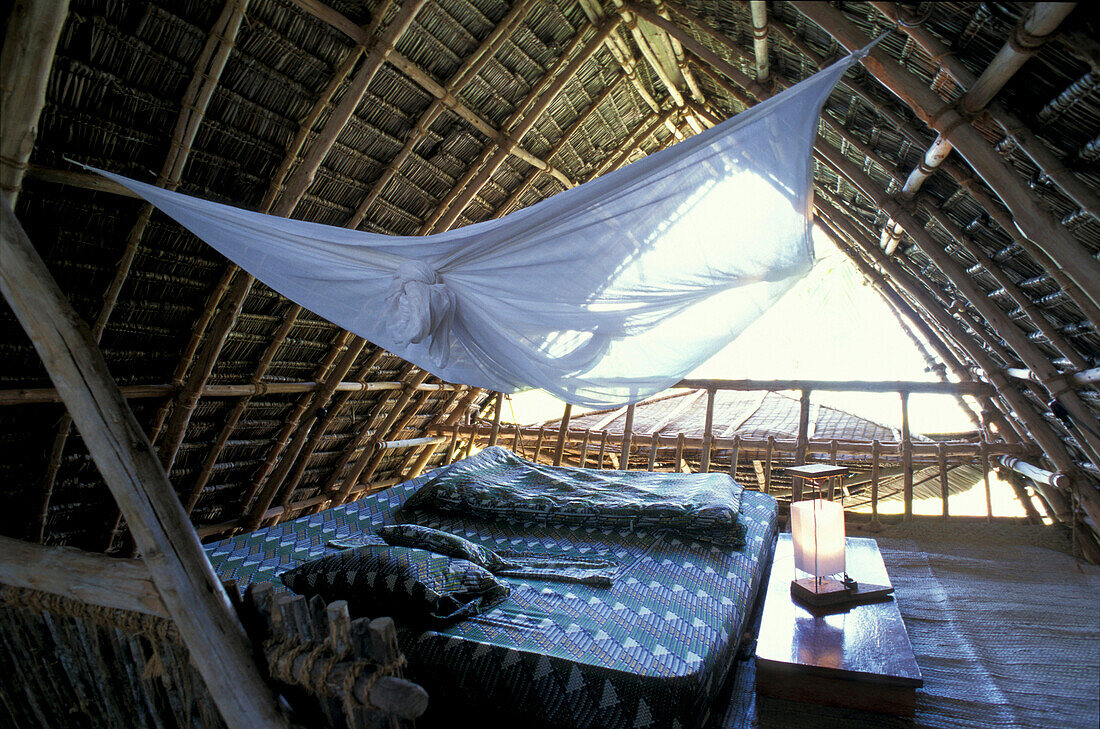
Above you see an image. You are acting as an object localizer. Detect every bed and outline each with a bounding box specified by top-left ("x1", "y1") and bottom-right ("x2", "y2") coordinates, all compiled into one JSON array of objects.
[{"x1": 205, "y1": 450, "x2": 778, "y2": 729}]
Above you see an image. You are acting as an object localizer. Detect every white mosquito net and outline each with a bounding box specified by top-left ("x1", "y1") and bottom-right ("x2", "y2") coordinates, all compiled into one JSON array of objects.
[{"x1": 87, "y1": 50, "x2": 863, "y2": 407}]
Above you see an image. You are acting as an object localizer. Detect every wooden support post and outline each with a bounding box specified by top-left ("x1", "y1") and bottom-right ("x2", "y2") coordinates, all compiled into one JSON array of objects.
[
  {"x1": 764, "y1": 435, "x2": 774, "y2": 494},
  {"x1": 488, "y1": 392, "x2": 503, "y2": 447},
  {"x1": 729, "y1": 435, "x2": 741, "y2": 481},
  {"x1": 871, "y1": 440, "x2": 881, "y2": 529},
  {"x1": 598, "y1": 430, "x2": 609, "y2": 469},
  {"x1": 647, "y1": 431, "x2": 660, "y2": 471},
  {"x1": 700, "y1": 388, "x2": 716, "y2": 472},
  {"x1": 533, "y1": 426, "x2": 547, "y2": 464},
  {"x1": 796, "y1": 389, "x2": 811, "y2": 466},
  {"x1": 620, "y1": 403, "x2": 636, "y2": 470},
  {"x1": 900, "y1": 391, "x2": 913, "y2": 520},
  {"x1": 1, "y1": 197, "x2": 287, "y2": 728},
  {"x1": 938, "y1": 443, "x2": 950, "y2": 519},
  {"x1": 981, "y1": 441, "x2": 993, "y2": 522},
  {"x1": 579, "y1": 430, "x2": 591, "y2": 467},
  {"x1": 462, "y1": 425, "x2": 479, "y2": 460},
  {"x1": 553, "y1": 403, "x2": 572, "y2": 466}
]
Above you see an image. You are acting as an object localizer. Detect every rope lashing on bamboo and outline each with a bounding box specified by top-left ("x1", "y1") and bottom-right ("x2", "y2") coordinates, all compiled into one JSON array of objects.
[
  {"x1": 0, "y1": 584, "x2": 180, "y2": 643},
  {"x1": 263, "y1": 633, "x2": 408, "y2": 710}
]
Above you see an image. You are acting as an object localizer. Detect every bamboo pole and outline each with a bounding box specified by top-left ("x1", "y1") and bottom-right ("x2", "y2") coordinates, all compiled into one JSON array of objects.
[
  {"x1": 153, "y1": 1, "x2": 428, "y2": 477},
  {"x1": 900, "y1": 391, "x2": 913, "y2": 520},
  {"x1": 729, "y1": 435, "x2": 740, "y2": 481},
  {"x1": 493, "y1": 76, "x2": 624, "y2": 218},
  {"x1": 749, "y1": 1, "x2": 770, "y2": 83},
  {"x1": 869, "y1": 2, "x2": 1098, "y2": 221},
  {"x1": 815, "y1": 140, "x2": 1100, "y2": 465},
  {"x1": 674, "y1": 378, "x2": 994, "y2": 395},
  {"x1": 597, "y1": 430, "x2": 608, "y2": 470},
  {"x1": 768, "y1": 11, "x2": 1100, "y2": 327},
  {"x1": 534, "y1": 426, "x2": 547, "y2": 464},
  {"x1": 981, "y1": 442, "x2": 994, "y2": 522},
  {"x1": 792, "y1": 1, "x2": 1100, "y2": 314},
  {"x1": 329, "y1": 371, "x2": 431, "y2": 508},
  {"x1": 0, "y1": 0, "x2": 69, "y2": 204},
  {"x1": 871, "y1": 439, "x2": 881, "y2": 528},
  {"x1": 578, "y1": 429, "x2": 591, "y2": 467},
  {"x1": 675, "y1": 432, "x2": 686, "y2": 472},
  {"x1": 938, "y1": 443, "x2": 950, "y2": 519},
  {"x1": 1, "y1": 198, "x2": 288, "y2": 728},
  {"x1": 795, "y1": 389, "x2": 811, "y2": 466},
  {"x1": 647, "y1": 431, "x2": 660, "y2": 471},
  {"x1": 405, "y1": 386, "x2": 482, "y2": 478},
  {"x1": 553, "y1": 403, "x2": 573, "y2": 467},
  {"x1": 395, "y1": 386, "x2": 466, "y2": 476},
  {"x1": 252, "y1": 338, "x2": 370, "y2": 523},
  {"x1": 764, "y1": 436, "x2": 774, "y2": 493}
]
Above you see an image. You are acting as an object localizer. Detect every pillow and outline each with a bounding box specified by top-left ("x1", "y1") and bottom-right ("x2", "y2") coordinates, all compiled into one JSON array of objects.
[
  {"x1": 279, "y1": 545, "x2": 509, "y2": 625},
  {"x1": 377, "y1": 524, "x2": 511, "y2": 571}
]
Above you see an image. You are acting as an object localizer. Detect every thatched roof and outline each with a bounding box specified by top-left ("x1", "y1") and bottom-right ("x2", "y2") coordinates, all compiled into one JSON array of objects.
[{"x1": 2, "y1": 0, "x2": 1098, "y2": 554}]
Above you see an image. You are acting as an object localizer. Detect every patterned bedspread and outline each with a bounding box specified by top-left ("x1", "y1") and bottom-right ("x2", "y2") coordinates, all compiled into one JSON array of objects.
[{"x1": 205, "y1": 461, "x2": 778, "y2": 729}]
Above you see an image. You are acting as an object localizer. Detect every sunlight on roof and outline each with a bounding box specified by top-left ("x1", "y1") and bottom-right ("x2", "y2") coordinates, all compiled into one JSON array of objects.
[{"x1": 512, "y1": 226, "x2": 976, "y2": 435}]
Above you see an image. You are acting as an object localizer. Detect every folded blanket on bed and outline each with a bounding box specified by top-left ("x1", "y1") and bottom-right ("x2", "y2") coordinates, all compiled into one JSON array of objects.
[
  {"x1": 280, "y1": 545, "x2": 509, "y2": 625},
  {"x1": 403, "y1": 446, "x2": 745, "y2": 546},
  {"x1": 376, "y1": 524, "x2": 620, "y2": 587}
]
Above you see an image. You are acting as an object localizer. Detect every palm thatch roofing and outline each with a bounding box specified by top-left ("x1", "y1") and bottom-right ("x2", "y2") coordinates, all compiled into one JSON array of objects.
[{"x1": 1, "y1": 0, "x2": 1098, "y2": 555}]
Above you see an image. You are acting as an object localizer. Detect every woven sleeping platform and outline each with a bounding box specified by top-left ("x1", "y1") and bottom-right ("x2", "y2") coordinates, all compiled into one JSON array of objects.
[{"x1": 205, "y1": 465, "x2": 778, "y2": 729}]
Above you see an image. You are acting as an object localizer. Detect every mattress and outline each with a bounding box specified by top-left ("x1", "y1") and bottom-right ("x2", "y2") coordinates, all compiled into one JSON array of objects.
[{"x1": 205, "y1": 468, "x2": 778, "y2": 729}]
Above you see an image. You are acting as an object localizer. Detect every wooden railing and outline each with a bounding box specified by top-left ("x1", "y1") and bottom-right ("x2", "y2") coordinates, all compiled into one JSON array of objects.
[{"x1": 429, "y1": 379, "x2": 1053, "y2": 526}]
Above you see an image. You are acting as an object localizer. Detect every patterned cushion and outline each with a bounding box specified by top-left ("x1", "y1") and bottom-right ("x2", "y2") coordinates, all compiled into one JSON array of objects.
[
  {"x1": 378, "y1": 524, "x2": 509, "y2": 571},
  {"x1": 280, "y1": 545, "x2": 509, "y2": 625}
]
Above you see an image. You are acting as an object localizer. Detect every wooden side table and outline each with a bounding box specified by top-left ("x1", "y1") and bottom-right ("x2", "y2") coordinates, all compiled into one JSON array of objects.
[{"x1": 755, "y1": 535, "x2": 923, "y2": 716}]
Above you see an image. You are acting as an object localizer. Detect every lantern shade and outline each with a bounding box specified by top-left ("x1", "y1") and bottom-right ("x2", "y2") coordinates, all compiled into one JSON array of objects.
[{"x1": 791, "y1": 499, "x2": 846, "y2": 577}]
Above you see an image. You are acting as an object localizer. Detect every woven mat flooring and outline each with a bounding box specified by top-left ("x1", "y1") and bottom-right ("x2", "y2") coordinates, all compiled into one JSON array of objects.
[{"x1": 707, "y1": 523, "x2": 1100, "y2": 729}]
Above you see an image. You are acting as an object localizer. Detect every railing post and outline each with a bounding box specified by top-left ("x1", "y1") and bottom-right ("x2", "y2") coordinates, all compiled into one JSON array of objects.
[
  {"x1": 647, "y1": 431, "x2": 660, "y2": 471},
  {"x1": 764, "y1": 435, "x2": 774, "y2": 494},
  {"x1": 619, "y1": 403, "x2": 636, "y2": 470},
  {"x1": 675, "y1": 433, "x2": 686, "y2": 472},
  {"x1": 981, "y1": 441, "x2": 992, "y2": 522},
  {"x1": 578, "y1": 429, "x2": 591, "y2": 467},
  {"x1": 900, "y1": 390, "x2": 913, "y2": 520},
  {"x1": 533, "y1": 425, "x2": 547, "y2": 464},
  {"x1": 871, "y1": 439, "x2": 881, "y2": 529},
  {"x1": 487, "y1": 392, "x2": 503, "y2": 447},
  {"x1": 552, "y1": 403, "x2": 572, "y2": 466},
  {"x1": 938, "y1": 442, "x2": 950, "y2": 518},
  {"x1": 796, "y1": 388, "x2": 811, "y2": 465},
  {"x1": 729, "y1": 435, "x2": 741, "y2": 481},
  {"x1": 597, "y1": 430, "x2": 609, "y2": 469},
  {"x1": 700, "y1": 388, "x2": 716, "y2": 472}
]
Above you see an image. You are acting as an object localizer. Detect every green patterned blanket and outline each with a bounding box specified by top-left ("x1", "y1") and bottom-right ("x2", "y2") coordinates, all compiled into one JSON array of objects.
[{"x1": 403, "y1": 446, "x2": 746, "y2": 546}]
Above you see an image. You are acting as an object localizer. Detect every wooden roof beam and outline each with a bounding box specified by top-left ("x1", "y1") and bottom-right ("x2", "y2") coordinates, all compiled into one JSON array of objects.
[
  {"x1": 426, "y1": 17, "x2": 622, "y2": 232},
  {"x1": 35, "y1": 0, "x2": 251, "y2": 543},
  {"x1": 493, "y1": 74, "x2": 625, "y2": 217},
  {"x1": 814, "y1": 198, "x2": 1100, "y2": 537},
  {"x1": 791, "y1": 1, "x2": 1100, "y2": 318},
  {"x1": 153, "y1": 1, "x2": 428, "y2": 475},
  {"x1": 815, "y1": 140, "x2": 1100, "y2": 467},
  {"x1": 344, "y1": 0, "x2": 538, "y2": 229},
  {"x1": 876, "y1": 3, "x2": 1077, "y2": 253},
  {"x1": 869, "y1": 2, "x2": 1099, "y2": 221},
  {"x1": 1, "y1": 200, "x2": 288, "y2": 728}
]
